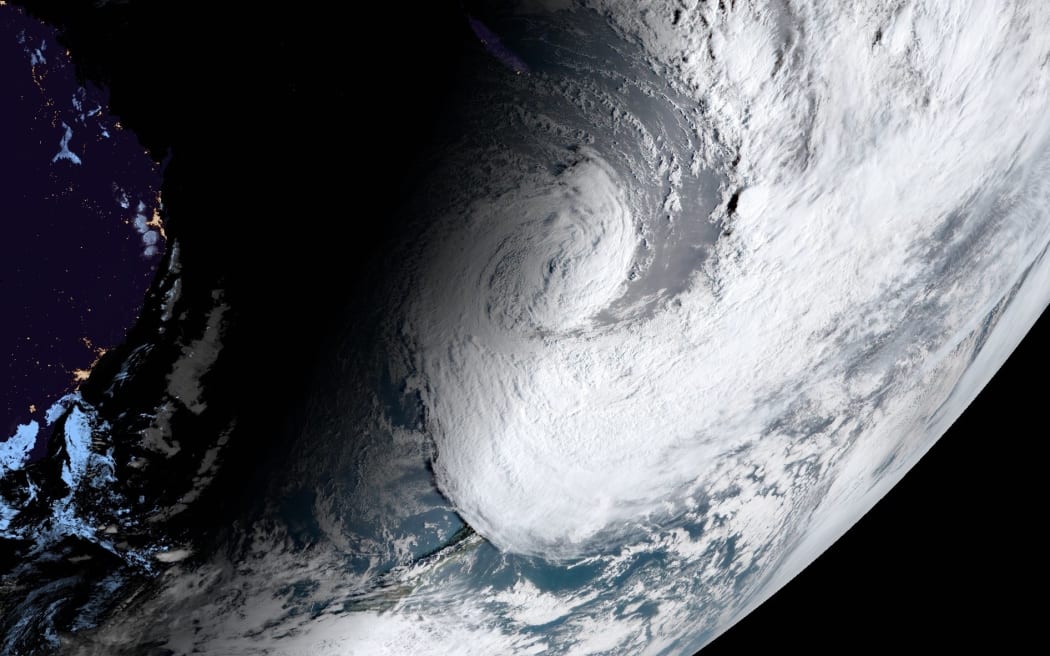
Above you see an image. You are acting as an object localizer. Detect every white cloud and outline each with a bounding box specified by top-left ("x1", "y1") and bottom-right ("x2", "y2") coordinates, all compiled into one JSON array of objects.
[
  {"x1": 400, "y1": 2, "x2": 1050, "y2": 567},
  {"x1": 51, "y1": 122, "x2": 82, "y2": 165}
]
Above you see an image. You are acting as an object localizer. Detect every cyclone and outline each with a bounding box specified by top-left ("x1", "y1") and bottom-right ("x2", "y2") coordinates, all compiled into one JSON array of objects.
[{"x1": 396, "y1": 0, "x2": 1050, "y2": 570}]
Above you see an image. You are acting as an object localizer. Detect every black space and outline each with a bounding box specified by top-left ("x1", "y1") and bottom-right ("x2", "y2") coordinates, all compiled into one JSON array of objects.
[{"x1": 8, "y1": 1, "x2": 1047, "y2": 653}]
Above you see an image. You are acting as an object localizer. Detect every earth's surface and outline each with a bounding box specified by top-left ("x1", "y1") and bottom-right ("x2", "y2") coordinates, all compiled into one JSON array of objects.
[{"x1": 3, "y1": 1, "x2": 1050, "y2": 654}]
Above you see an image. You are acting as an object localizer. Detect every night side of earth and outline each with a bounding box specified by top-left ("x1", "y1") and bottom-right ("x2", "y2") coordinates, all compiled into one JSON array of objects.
[{"x1": 1, "y1": 1, "x2": 1049, "y2": 655}]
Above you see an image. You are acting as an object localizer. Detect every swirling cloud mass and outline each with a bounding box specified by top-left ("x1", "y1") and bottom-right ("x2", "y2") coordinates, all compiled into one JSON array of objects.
[{"x1": 400, "y1": 0, "x2": 1050, "y2": 569}]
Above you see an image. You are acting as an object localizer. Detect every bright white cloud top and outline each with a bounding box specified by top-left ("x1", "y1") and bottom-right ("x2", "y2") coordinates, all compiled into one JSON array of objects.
[{"x1": 401, "y1": 1, "x2": 1050, "y2": 569}]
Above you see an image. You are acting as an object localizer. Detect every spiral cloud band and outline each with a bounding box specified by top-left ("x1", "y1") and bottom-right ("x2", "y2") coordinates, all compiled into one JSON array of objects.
[{"x1": 399, "y1": 1, "x2": 1050, "y2": 563}]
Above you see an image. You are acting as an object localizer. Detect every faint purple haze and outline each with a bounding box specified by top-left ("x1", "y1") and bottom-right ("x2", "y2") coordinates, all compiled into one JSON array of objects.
[{"x1": 467, "y1": 15, "x2": 529, "y2": 75}]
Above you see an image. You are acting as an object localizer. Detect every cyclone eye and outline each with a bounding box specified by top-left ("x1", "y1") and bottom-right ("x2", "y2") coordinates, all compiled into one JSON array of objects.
[{"x1": 464, "y1": 154, "x2": 641, "y2": 336}]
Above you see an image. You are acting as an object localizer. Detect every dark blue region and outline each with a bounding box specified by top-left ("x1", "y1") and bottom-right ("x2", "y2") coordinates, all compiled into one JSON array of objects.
[{"x1": 0, "y1": 7, "x2": 162, "y2": 439}]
